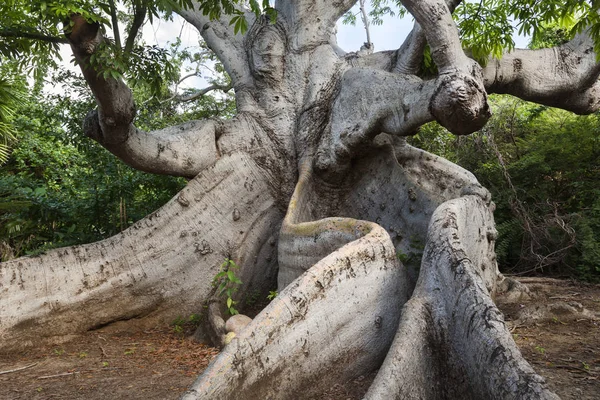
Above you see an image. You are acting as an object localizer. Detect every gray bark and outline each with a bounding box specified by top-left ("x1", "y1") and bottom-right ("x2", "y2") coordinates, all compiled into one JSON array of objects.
[
  {"x1": 3, "y1": 0, "x2": 599, "y2": 398},
  {"x1": 1, "y1": 153, "x2": 282, "y2": 350}
]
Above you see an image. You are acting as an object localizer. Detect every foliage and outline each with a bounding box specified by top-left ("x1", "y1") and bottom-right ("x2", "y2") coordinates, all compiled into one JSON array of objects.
[
  {"x1": 342, "y1": 0, "x2": 407, "y2": 27},
  {"x1": 0, "y1": 0, "x2": 271, "y2": 95},
  {"x1": 341, "y1": 1, "x2": 600, "y2": 65},
  {"x1": 527, "y1": 20, "x2": 573, "y2": 49},
  {"x1": 455, "y1": 0, "x2": 599, "y2": 62},
  {"x1": 410, "y1": 96, "x2": 600, "y2": 282},
  {"x1": 267, "y1": 290, "x2": 278, "y2": 300},
  {"x1": 0, "y1": 72, "x2": 26, "y2": 164},
  {"x1": 213, "y1": 258, "x2": 243, "y2": 315},
  {"x1": 0, "y1": 0, "x2": 236, "y2": 260},
  {"x1": 0, "y1": 82, "x2": 188, "y2": 259}
]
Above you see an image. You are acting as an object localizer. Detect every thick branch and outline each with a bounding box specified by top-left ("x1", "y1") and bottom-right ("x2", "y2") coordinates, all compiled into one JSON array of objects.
[
  {"x1": 177, "y1": 3, "x2": 254, "y2": 85},
  {"x1": 394, "y1": 0, "x2": 462, "y2": 74},
  {"x1": 483, "y1": 31, "x2": 600, "y2": 114},
  {"x1": 66, "y1": 15, "x2": 226, "y2": 178},
  {"x1": 394, "y1": 23, "x2": 427, "y2": 74},
  {"x1": 275, "y1": 0, "x2": 357, "y2": 50},
  {"x1": 84, "y1": 111, "x2": 221, "y2": 178},
  {"x1": 397, "y1": 0, "x2": 489, "y2": 135},
  {"x1": 315, "y1": 67, "x2": 434, "y2": 177},
  {"x1": 314, "y1": 63, "x2": 489, "y2": 178},
  {"x1": 401, "y1": 0, "x2": 466, "y2": 72}
]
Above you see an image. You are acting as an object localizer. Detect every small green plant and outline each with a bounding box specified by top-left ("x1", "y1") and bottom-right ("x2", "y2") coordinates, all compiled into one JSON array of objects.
[
  {"x1": 582, "y1": 361, "x2": 590, "y2": 371},
  {"x1": 534, "y1": 345, "x2": 545, "y2": 355},
  {"x1": 396, "y1": 250, "x2": 409, "y2": 263},
  {"x1": 171, "y1": 315, "x2": 186, "y2": 334},
  {"x1": 53, "y1": 348, "x2": 65, "y2": 356},
  {"x1": 102, "y1": 361, "x2": 109, "y2": 367},
  {"x1": 79, "y1": 351, "x2": 88, "y2": 358},
  {"x1": 267, "y1": 290, "x2": 278, "y2": 300},
  {"x1": 172, "y1": 324, "x2": 184, "y2": 334},
  {"x1": 170, "y1": 313, "x2": 202, "y2": 335},
  {"x1": 409, "y1": 235, "x2": 425, "y2": 252},
  {"x1": 396, "y1": 248, "x2": 423, "y2": 267},
  {"x1": 124, "y1": 348, "x2": 135, "y2": 355},
  {"x1": 245, "y1": 289, "x2": 261, "y2": 306},
  {"x1": 188, "y1": 313, "x2": 201, "y2": 325},
  {"x1": 214, "y1": 258, "x2": 243, "y2": 315}
]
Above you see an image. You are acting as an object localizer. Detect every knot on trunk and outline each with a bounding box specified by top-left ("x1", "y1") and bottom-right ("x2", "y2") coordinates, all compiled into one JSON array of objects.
[
  {"x1": 66, "y1": 15, "x2": 102, "y2": 55},
  {"x1": 83, "y1": 109, "x2": 103, "y2": 142},
  {"x1": 430, "y1": 70, "x2": 491, "y2": 135}
]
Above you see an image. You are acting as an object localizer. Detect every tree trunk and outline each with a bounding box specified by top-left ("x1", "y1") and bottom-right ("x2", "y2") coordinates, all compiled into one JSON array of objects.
[{"x1": 3, "y1": 0, "x2": 598, "y2": 398}]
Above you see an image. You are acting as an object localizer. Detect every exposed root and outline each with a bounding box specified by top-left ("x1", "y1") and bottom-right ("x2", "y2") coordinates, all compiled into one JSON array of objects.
[
  {"x1": 368, "y1": 196, "x2": 559, "y2": 399},
  {"x1": 182, "y1": 224, "x2": 408, "y2": 399}
]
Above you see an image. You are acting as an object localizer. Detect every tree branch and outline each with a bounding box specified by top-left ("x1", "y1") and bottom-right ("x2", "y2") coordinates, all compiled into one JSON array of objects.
[
  {"x1": 0, "y1": 29, "x2": 68, "y2": 44},
  {"x1": 124, "y1": 1, "x2": 147, "y2": 54},
  {"x1": 177, "y1": 3, "x2": 254, "y2": 86},
  {"x1": 400, "y1": 0, "x2": 489, "y2": 133},
  {"x1": 314, "y1": 68, "x2": 437, "y2": 178},
  {"x1": 394, "y1": 23, "x2": 426, "y2": 74},
  {"x1": 175, "y1": 83, "x2": 232, "y2": 103},
  {"x1": 394, "y1": 0, "x2": 463, "y2": 74},
  {"x1": 66, "y1": 15, "x2": 227, "y2": 178},
  {"x1": 84, "y1": 112, "x2": 222, "y2": 178},
  {"x1": 108, "y1": 0, "x2": 122, "y2": 50},
  {"x1": 483, "y1": 30, "x2": 600, "y2": 114},
  {"x1": 358, "y1": 0, "x2": 372, "y2": 50}
]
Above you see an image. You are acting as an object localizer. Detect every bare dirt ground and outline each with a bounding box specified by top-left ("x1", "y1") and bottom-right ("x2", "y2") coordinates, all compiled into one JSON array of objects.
[
  {"x1": 496, "y1": 277, "x2": 600, "y2": 400},
  {"x1": 1, "y1": 277, "x2": 599, "y2": 400}
]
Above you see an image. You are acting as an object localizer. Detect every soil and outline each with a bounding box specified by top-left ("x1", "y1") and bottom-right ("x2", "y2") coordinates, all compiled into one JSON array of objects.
[
  {"x1": 1, "y1": 277, "x2": 599, "y2": 399},
  {"x1": 495, "y1": 277, "x2": 600, "y2": 400}
]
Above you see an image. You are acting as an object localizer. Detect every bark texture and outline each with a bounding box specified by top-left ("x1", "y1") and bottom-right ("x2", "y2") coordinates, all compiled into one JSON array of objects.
[{"x1": 2, "y1": 0, "x2": 599, "y2": 398}]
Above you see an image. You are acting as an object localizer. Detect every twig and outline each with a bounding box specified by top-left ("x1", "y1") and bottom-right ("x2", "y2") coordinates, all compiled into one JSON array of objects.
[
  {"x1": 509, "y1": 323, "x2": 525, "y2": 332},
  {"x1": 99, "y1": 344, "x2": 107, "y2": 358},
  {"x1": 38, "y1": 371, "x2": 81, "y2": 379},
  {"x1": 0, "y1": 362, "x2": 38, "y2": 375},
  {"x1": 38, "y1": 367, "x2": 120, "y2": 380},
  {"x1": 552, "y1": 365, "x2": 596, "y2": 375},
  {"x1": 358, "y1": 0, "x2": 372, "y2": 50}
]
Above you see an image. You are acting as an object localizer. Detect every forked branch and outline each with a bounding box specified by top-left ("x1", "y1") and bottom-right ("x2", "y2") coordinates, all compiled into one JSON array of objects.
[
  {"x1": 67, "y1": 15, "x2": 234, "y2": 178},
  {"x1": 178, "y1": 2, "x2": 254, "y2": 85}
]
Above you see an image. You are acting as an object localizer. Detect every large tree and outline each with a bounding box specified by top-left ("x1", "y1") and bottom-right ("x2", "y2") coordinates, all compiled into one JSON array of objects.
[{"x1": 2, "y1": 0, "x2": 600, "y2": 398}]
